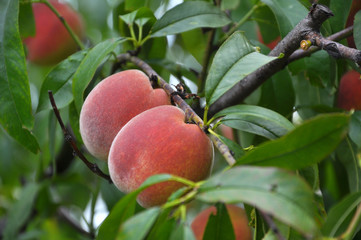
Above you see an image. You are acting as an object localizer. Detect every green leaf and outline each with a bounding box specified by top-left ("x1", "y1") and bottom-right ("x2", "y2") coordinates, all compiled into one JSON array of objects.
[
  {"x1": 355, "y1": 11, "x2": 361, "y2": 51},
  {"x1": 217, "y1": 135, "x2": 245, "y2": 159},
  {"x1": 151, "y1": 1, "x2": 231, "y2": 37},
  {"x1": 117, "y1": 207, "x2": 161, "y2": 240},
  {"x1": 19, "y1": 1, "x2": 35, "y2": 38},
  {"x1": 169, "y1": 222, "x2": 197, "y2": 240},
  {"x1": 349, "y1": 111, "x2": 361, "y2": 147},
  {"x1": 72, "y1": 38, "x2": 124, "y2": 113},
  {"x1": 197, "y1": 166, "x2": 318, "y2": 235},
  {"x1": 213, "y1": 105, "x2": 294, "y2": 139},
  {"x1": 0, "y1": 0, "x2": 39, "y2": 153},
  {"x1": 97, "y1": 174, "x2": 173, "y2": 240},
  {"x1": 322, "y1": 192, "x2": 361, "y2": 237},
  {"x1": 202, "y1": 203, "x2": 236, "y2": 240},
  {"x1": 205, "y1": 32, "x2": 277, "y2": 105},
  {"x1": 259, "y1": 69, "x2": 295, "y2": 117},
  {"x1": 336, "y1": 138, "x2": 361, "y2": 193},
  {"x1": 37, "y1": 50, "x2": 88, "y2": 113},
  {"x1": 235, "y1": 113, "x2": 349, "y2": 169},
  {"x1": 329, "y1": 0, "x2": 353, "y2": 33},
  {"x1": 3, "y1": 182, "x2": 41, "y2": 240},
  {"x1": 261, "y1": 0, "x2": 308, "y2": 37}
]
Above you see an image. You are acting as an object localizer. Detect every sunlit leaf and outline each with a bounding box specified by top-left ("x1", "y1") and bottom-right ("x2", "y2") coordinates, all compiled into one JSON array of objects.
[
  {"x1": 205, "y1": 32, "x2": 277, "y2": 105},
  {"x1": 151, "y1": 1, "x2": 231, "y2": 37},
  {"x1": 72, "y1": 38, "x2": 124, "y2": 113}
]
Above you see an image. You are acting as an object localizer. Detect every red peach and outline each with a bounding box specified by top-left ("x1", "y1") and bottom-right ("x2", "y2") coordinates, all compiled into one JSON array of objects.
[
  {"x1": 108, "y1": 105, "x2": 214, "y2": 208},
  {"x1": 337, "y1": 70, "x2": 361, "y2": 110},
  {"x1": 24, "y1": 0, "x2": 84, "y2": 65},
  {"x1": 191, "y1": 204, "x2": 252, "y2": 240},
  {"x1": 80, "y1": 70, "x2": 170, "y2": 161}
]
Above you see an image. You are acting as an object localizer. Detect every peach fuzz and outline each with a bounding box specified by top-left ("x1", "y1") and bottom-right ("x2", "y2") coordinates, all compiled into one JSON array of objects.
[
  {"x1": 108, "y1": 105, "x2": 214, "y2": 208},
  {"x1": 337, "y1": 70, "x2": 361, "y2": 110},
  {"x1": 24, "y1": 0, "x2": 84, "y2": 65},
  {"x1": 191, "y1": 204, "x2": 252, "y2": 240},
  {"x1": 79, "y1": 70, "x2": 170, "y2": 161}
]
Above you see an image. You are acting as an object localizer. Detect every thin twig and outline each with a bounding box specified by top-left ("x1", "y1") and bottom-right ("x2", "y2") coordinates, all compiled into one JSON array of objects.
[
  {"x1": 48, "y1": 91, "x2": 112, "y2": 183},
  {"x1": 116, "y1": 53, "x2": 237, "y2": 166}
]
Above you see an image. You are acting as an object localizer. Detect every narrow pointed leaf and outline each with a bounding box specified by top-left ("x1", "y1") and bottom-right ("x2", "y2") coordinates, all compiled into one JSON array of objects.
[
  {"x1": 205, "y1": 32, "x2": 277, "y2": 105},
  {"x1": 0, "y1": 0, "x2": 39, "y2": 153},
  {"x1": 214, "y1": 105, "x2": 294, "y2": 139},
  {"x1": 203, "y1": 203, "x2": 235, "y2": 240},
  {"x1": 336, "y1": 138, "x2": 361, "y2": 193},
  {"x1": 151, "y1": 1, "x2": 231, "y2": 37},
  {"x1": 117, "y1": 207, "x2": 161, "y2": 240},
  {"x1": 97, "y1": 174, "x2": 172, "y2": 240},
  {"x1": 322, "y1": 192, "x2": 361, "y2": 237},
  {"x1": 72, "y1": 38, "x2": 124, "y2": 113},
  {"x1": 197, "y1": 166, "x2": 318, "y2": 235},
  {"x1": 235, "y1": 114, "x2": 349, "y2": 170},
  {"x1": 37, "y1": 50, "x2": 88, "y2": 112}
]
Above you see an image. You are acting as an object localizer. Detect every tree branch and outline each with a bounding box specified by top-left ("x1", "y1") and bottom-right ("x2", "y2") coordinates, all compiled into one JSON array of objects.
[
  {"x1": 208, "y1": 4, "x2": 335, "y2": 116},
  {"x1": 117, "y1": 53, "x2": 237, "y2": 166},
  {"x1": 48, "y1": 91, "x2": 112, "y2": 183}
]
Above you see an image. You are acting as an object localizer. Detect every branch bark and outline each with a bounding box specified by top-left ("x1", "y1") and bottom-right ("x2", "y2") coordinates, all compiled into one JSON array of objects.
[{"x1": 208, "y1": 4, "x2": 336, "y2": 116}]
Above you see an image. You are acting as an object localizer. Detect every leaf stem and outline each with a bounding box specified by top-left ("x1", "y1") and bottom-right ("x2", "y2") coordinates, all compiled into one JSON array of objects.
[
  {"x1": 221, "y1": 3, "x2": 262, "y2": 42},
  {"x1": 31, "y1": 0, "x2": 84, "y2": 50}
]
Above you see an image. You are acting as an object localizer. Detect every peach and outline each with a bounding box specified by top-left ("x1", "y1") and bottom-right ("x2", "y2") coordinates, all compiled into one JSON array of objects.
[
  {"x1": 337, "y1": 70, "x2": 361, "y2": 110},
  {"x1": 191, "y1": 204, "x2": 252, "y2": 240},
  {"x1": 24, "y1": 0, "x2": 84, "y2": 65},
  {"x1": 79, "y1": 70, "x2": 170, "y2": 161},
  {"x1": 108, "y1": 105, "x2": 213, "y2": 208}
]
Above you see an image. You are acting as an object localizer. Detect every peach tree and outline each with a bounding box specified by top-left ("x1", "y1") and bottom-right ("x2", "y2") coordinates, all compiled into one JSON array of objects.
[{"x1": 1, "y1": 0, "x2": 361, "y2": 239}]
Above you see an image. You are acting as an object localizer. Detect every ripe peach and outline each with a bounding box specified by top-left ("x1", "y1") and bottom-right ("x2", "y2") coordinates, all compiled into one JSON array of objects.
[
  {"x1": 346, "y1": 0, "x2": 361, "y2": 48},
  {"x1": 24, "y1": 0, "x2": 84, "y2": 65},
  {"x1": 337, "y1": 70, "x2": 361, "y2": 110},
  {"x1": 108, "y1": 105, "x2": 214, "y2": 208},
  {"x1": 191, "y1": 204, "x2": 252, "y2": 240},
  {"x1": 79, "y1": 70, "x2": 170, "y2": 161}
]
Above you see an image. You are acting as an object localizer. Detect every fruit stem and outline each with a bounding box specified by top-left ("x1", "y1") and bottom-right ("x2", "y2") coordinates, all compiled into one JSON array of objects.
[{"x1": 31, "y1": 0, "x2": 85, "y2": 50}]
